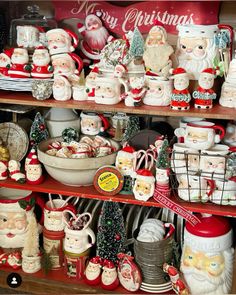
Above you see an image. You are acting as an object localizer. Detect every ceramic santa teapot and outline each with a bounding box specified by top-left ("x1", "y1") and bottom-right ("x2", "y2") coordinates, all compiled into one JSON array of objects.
[{"x1": 0, "y1": 187, "x2": 44, "y2": 249}]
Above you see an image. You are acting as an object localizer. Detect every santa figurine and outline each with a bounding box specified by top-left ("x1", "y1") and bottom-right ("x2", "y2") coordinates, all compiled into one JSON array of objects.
[
  {"x1": 101, "y1": 259, "x2": 119, "y2": 290},
  {"x1": 80, "y1": 112, "x2": 109, "y2": 136},
  {"x1": 85, "y1": 67, "x2": 99, "y2": 99},
  {"x1": 53, "y1": 75, "x2": 72, "y2": 101},
  {"x1": 8, "y1": 160, "x2": 26, "y2": 183},
  {"x1": 170, "y1": 68, "x2": 191, "y2": 110},
  {"x1": 180, "y1": 214, "x2": 234, "y2": 295},
  {"x1": 0, "y1": 161, "x2": 8, "y2": 180},
  {"x1": 133, "y1": 169, "x2": 155, "y2": 201},
  {"x1": 26, "y1": 155, "x2": 44, "y2": 185},
  {"x1": 77, "y1": 13, "x2": 114, "y2": 66},
  {"x1": 124, "y1": 76, "x2": 146, "y2": 107},
  {"x1": 24, "y1": 148, "x2": 36, "y2": 171},
  {"x1": 143, "y1": 21, "x2": 174, "y2": 78},
  {"x1": 0, "y1": 48, "x2": 13, "y2": 76},
  {"x1": 8, "y1": 48, "x2": 31, "y2": 78},
  {"x1": 31, "y1": 46, "x2": 53, "y2": 79},
  {"x1": 192, "y1": 68, "x2": 219, "y2": 109},
  {"x1": 84, "y1": 256, "x2": 103, "y2": 285}
]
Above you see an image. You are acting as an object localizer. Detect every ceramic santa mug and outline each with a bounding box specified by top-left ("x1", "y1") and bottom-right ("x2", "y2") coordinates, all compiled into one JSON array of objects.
[
  {"x1": 177, "y1": 174, "x2": 215, "y2": 202},
  {"x1": 175, "y1": 121, "x2": 225, "y2": 151},
  {"x1": 51, "y1": 53, "x2": 83, "y2": 78},
  {"x1": 44, "y1": 198, "x2": 76, "y2": 231},
  {"x1": 46, "y1": 28, "x2": 79, "y2": 55},
  {"x1": 210, "y1": 179, "x2": 236, "y2": 206},
  {"x1": 200, "y1": 144, "x2": 229, "y2": 179},
  {"x1": 0, "y1": 187, "x2": 44, "y2": 249}
]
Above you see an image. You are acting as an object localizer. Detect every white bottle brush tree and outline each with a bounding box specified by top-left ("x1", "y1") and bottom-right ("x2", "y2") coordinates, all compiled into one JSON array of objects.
[{"x1": 22, "y1": 214, "x2": 40, "y2": 257}]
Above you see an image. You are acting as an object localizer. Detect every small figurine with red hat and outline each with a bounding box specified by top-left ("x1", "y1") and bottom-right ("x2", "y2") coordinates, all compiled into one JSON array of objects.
[
  {"x1": 24, "y1": 148, "x2": 36, "y2": 171},
  {"x1": 8, "y1": 48, "x2": 31, "y2": 78},
  {"x1": 26, "y1": 155, "x2": 44, "y2": 185},
  {"x1": 124, "y1": 76, "x2": 146, "y2": 107},
  {"x1": 84, "y1": 256, "x2": 103, "y2": 285},
  {"x1": 80, "y1": 112, "x2": 109, "y2": 136},
  {"x1": 0, "y1": 49, "x2": 13, "y2": 76},
  {"x1": 0, "y1": 160, "x2": 8, "y2": 180},
  {"x1": 85, "y1": 67, "x2": 99, "y2": 100},
  {"x1": 101, "y1": 259, "x2": 119, "y2": 290},
  {"x1": 8, "y1": 160, "x2": 26, "y2": 183},
  {"x1": 46, "y1": 28, "x2": 79, "y2": 56},
  {"x1": 77, "y1": 12, "x2": 114, "y2": 66},
  {"x1": 133, "y1": 169, "x2": 155, "y2": 201},
  {"x1": 53, "y1": 75, "x2": 72, "y2": 101},
  {"x1": 31, "y1": 46, "x2": 53, "y2": 79},
  {"x1": 192, "y1": 68, "x2": 219, "y2": 109},
  {"x1": 170, "y1": 68, "x2": 191, "y2": 110}
]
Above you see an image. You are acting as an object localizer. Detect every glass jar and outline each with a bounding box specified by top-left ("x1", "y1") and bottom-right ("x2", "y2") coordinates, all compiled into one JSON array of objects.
[{"x1": 9, "y1": 4, "x2": 57, "y2": 49}]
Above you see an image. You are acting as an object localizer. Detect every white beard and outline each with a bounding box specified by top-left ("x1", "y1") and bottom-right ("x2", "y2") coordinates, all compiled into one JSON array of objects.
[
  {"x1": 44, "y1": 215, "x2": 64, "y2": 231},
  {"x1": 11, "y1": 55, "x2": 28, "y2": 64},
  {"x1": 86, "y1": 266, "x2": 100, "y2": 280},
  {"x1": 33, "y1": 57, "x2": 50, "y2": 66},
  {"x1": 133, "y1": 183, "x2": 154, "y2": 201},
  {"x1": 0, "y1": 60, "x2": 9, "y2": 67},
  {"x1": 26, "y1": 171, "x2": 41, "y2": 182},
  {"x1": 85, "y1": 26, "x2": 109, "y2": 51},
  {"x1": 0, "y1": 231, "x2": 27, "y2": 248},
  {"x1": 53, "y1": 86, "x2": 71, "y2": 100}
]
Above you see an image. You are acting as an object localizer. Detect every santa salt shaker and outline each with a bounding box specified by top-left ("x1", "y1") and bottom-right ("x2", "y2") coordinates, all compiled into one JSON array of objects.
[
  {"x1": 53, "y1": 76, "x2": 72, "y2": 101},
  {"x1": 84, "y1": 256, "x2": 103, "y2": 286},
  {"x1": 192, "y1": 68, "x2": 218, "y2": 109},
  {"x1": 101, "y1": 259, "x2": 119, "y2": 290},
  {"x1": 31, "y1": 46, "x2": 53, "y2": 79},
  {"x1": 0, "y1": 49, "x2": 12, "y2": 76},
  {"x1": 26, "y1": 155, "x2": 44, "y2": 185},
  {"x1": 170, "y1": 68, "x2": 191, "y2": 110},
  {"x1": 181, "y1": 214, "x2": 234, "y2": 295},
  {"x1": 8, "y1": 48, "x2": 31, "y2": 78},
  {"x1": 8, "y1": 160, "x2": 26, "y2": 183}
]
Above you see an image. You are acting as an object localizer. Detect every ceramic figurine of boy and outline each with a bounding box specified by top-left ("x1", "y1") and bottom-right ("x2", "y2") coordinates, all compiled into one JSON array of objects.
[
  {"x1": 193, "y1": 68, "x2": 218, "y2": 109},
  {"x1": 170, "y1": 68, "x2": 191, "y2": 110}
]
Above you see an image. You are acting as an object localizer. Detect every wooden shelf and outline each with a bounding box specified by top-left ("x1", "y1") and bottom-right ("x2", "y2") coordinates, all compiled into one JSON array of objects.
[
  {"x1": 1, "y1": 176, "x2": 236, "y2": 217},
  {"x1": 0, "y1": 90, "x2": 235, "y2": 120}
]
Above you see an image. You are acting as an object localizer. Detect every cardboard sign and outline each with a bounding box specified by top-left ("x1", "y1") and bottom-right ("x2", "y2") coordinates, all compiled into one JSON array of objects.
[{"x1": 53, "y1": 1, "x2": 220, "y2": 35}]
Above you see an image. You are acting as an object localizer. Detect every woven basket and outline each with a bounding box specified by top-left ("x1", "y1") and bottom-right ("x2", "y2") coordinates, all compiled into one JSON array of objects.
[{"x1": 0, "y1": 77, "x2": 53, "y2": 92}]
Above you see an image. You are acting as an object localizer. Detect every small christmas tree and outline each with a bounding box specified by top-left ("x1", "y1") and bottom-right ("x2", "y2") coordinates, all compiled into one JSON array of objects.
[
  {"x1": 122, "y1": 116, "x2": 140, "y2": 144},
  {"x1": 129, "y1": 27, "x2": 144, "y2": 58},
  {"x1": 30, "y1": 112, "x2": 49, "y2": 147},
  {"x1": 96, "y1": 201, "x2": 127, "y2": 264},
  {"x1": 22, "y1": 214, "x2": 40, "y2": 257},
  {"x1": 156, "y1": 138, "x2": 170, "y2": 169}
]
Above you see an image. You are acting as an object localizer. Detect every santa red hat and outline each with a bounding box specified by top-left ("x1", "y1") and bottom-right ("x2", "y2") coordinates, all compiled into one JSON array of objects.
[
  {"x1": 92, "y1": 66, "x2": 99, "y2": 74},
  {"x1": 29, "y1": 155, "x2": 40, "y2": 166},
  {"x1": 3, "y1": 48, "x2": 14, "y2": 59},
  {"x1": 98, "y1": 114, "x2": 109, "y2": 132},
  {"x1": 46, "y1": 28, "x2": 79, "y2": 52},
  {"x1": 80, "y1": 112, "x2": 109, "y2": 132},
  {"x1": 170, "y1": 67, "x2": 188, "y2": 77},
  {"x1": 54, "y1": 75, "x2": 71, "y2": 87},
  {"x1": 201, "y1": 67, "x2": 220, "y2": 76},
  {"x1": 0, "y1": 160, "x2": 8, "y2": 168},
  {"x1": 103, "y1": 259, "x2": 115, "y2": 269},
  {"x1": 27, "y1": 148, "x2": 36, "y2": 159},
  {"x1": 184, "y1": 214, "x2": 233, "y2": 252},
  {"x1": 117, "y1": 145, "x2": 136, "y2": 159},
  {"x1": 35, "y1": 26, "x2": 45, "y2": 33},
  {"x1": 34, "y1": 46, "x2": 48, "y2": 53},
  {"x1": 136, "y1": 169, "x2": 155, "y2": 183},
  {"x1": 90, "y1": 256, "x2": 103, "y2": 265},
  {"x1": 145, "y1": 70, "x2": 159, "y2": 77}
]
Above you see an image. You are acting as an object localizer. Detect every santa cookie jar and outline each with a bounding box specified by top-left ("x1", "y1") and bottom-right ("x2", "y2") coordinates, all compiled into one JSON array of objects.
[
  {"x1": 77, "y1": 13, "x2": 113, "y2": 66},
  {"x1": 31, "y1": 46, "x2": 53, "y2": 79},
  {"x1": 180, "y1": 214, "x2": 234, "y2": 295}
]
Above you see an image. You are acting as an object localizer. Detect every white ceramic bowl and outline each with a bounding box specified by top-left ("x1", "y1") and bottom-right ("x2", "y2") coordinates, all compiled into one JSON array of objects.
[{"x1": 38, "y1": 137, "x2": 120, "y2": 187}]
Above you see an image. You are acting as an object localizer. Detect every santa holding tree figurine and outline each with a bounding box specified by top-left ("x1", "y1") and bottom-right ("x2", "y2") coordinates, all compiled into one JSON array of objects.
[
  {"x1": 192, "y1": 68, "x2": 219, "y2": 109},
  {"x1": 77, "y1": 13, "x2": 114, "y2": 66},
  {"x1": 8, "y1": 48, "x2": 31, "y2": 78},
  {"x1": 170, "y1": 68, "x2": 191, "y2": 110},
  {"x1": 26, "y1": 155, "x2": 44, "y2": 185},
  {"x1": 84, "y1": 256, "x2": 103, "y2": 285},
  {"x1": 101, "y1": 259, "x2": 119, "y2": 290},
  {"x1": 31, "y1": 46, "x2": 53, "y2": 79}
]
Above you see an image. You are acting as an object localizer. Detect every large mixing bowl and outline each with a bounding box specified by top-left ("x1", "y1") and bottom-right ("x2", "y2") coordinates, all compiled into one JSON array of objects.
[{"x1": 38, "y1": 137, "x2": 120, "y2": 186}]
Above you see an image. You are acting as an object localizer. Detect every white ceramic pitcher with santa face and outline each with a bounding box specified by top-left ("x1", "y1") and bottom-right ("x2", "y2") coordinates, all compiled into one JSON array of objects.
[{"x1": 0, "y1": 188, "x2": 44, "y2": 249}]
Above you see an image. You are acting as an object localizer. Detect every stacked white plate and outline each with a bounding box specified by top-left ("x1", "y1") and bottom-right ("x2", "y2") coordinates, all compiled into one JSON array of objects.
[
  {"x1": 140, "y1": 281, "x2": 173, "y2": 293},
  {"x1": 0, "y1": 77, "x2": 53, "y2": 91}
]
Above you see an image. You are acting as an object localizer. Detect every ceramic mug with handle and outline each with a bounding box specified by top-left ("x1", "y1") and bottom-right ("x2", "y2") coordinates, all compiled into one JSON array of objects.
[{"x1": 210, "y1": 179, "x2": 236, "y2": 205}]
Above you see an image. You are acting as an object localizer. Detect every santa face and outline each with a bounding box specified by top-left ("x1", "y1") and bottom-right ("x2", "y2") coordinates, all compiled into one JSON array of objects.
[
  {"x1": 81, "y1": 117, "x2": 100, "y2": 135},
  {"x1": 32, "y1": 51, "x2": 50, "y2": 66},
  {"x1": 0, "y1": 54, "x2": 10, "y2": 67},
  {"x1": 220, "y1": 84, "x2": 236, "y2": 108},
  {"x1": 11, "y1": 49, "x2": 29, "y2": 64},
  {"x1": 133, "y1": 179, "x2": 154, "y2": 201},
  {"x1": 102, "y1": 268, "x2": 117, "y2": 285},
  {"x1": 116, "y1": 156, "x2": 134, "y2": 176},
  {"x1": 64, "y1": 234, "x2": 84, "y2": 253},
  {"x1": 174, "y1": 75, "x2": 189, "y2": 91},
  {"x1": 181, "y1": 245, "x2": 233, "y2": 295},
  {"x1": 26, "y1": 165, "x2": 42, "y2": 182},
  {"x1": 155, "y1": 168, "x2": 169, "y2": 184},
  {"x1": 185, "y1": 129, "x2": 211, "y2": 150},
  {"x1": 130, "y1": 76, "x2": 144, "y2": 89},
  {"x1": 146, "y1": 30, "x2": 165, "y2": 47},
  {"x1": 201, "y1": 156, "x2": 225, "y2": 173},
  {"x1": 0, "y1": 211, "x2": 28, "y2": 248},
  {"x1": 53, "y1": 78, "x2": 71, "y2": 101},
  {"x1": 44, "y1": 210, "x2": 64, "y2": 231},
  {"x1": 47, "y1": 32, "x2": 70, "y2": 53},
  {"x1": 199, "y1": 73, "x2": 214, "y2": 90},
  {"x1": 8, "y1": 160, "x2": 20, "y2": 172},
  {"x1": 86, "y1": 72, "x2": 97, "y2": 88},
  {"x1": 85, "y1": 262, "x2": 101, "y2": 280},
  {"x1": 52, "y1": 57, "x2": 75, "y2": 76},
  {"x1": 95, "y1": 82, "x2": 116, "y2": 99}
]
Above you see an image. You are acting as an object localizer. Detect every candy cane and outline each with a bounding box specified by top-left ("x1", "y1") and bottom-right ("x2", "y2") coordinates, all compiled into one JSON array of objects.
[{"x1": 48, "y1": 193, "x2": 55, "y2": 208}]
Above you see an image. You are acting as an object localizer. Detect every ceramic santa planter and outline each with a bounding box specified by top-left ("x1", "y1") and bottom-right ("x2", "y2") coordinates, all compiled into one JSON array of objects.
[
  {"x1": 170, "y1": 68, "x2": 191, "y2": 110},
  {"x1": 0, "y1": 49, "x2": 12, "y2": 76},
  {"x1": 101, "y1": 259, "x2": 119, "y2": 290},
  {"x1": 133, "y1": 169, "x2": 155, "y2": 201},
  {"x1": 51, "y1": 53, "x2": 83, "y2": 77},
  {"x1": 26, "y1": 155, "x2": 44, "y2": 185},
  {"x1": 80, "y1": 112, "x2": 109, "y2": 136},
  {"x1": 143, "y1": 22, "x2": 174, "y2": 78},
  {"x1": 181, "y1": 214, "x2": 234, "y2": 295},
  {"x1": 46, "y1": 28, "x2": 79, "y2": 56},
  {"x1": 31, "y1": 46, "x2": 53, "y2": 79},
  {"x1": 192, "y1": 68, "x2": 218, "y2": 109},
  {"x1": 53, "y1": 76, "x2": 72, "y2": 101},
  {"x1": 77, "y1": 13, "x2": 113, "y2": 66},
  {"x1": 8, "y1": 48, "x2": 31, "y2": 78},
  {"x1": 0, "y1": 161, "x2": 8, "y2": 180},
  {"x1": 84, "y1": 256, "x2": 103, "y2": 285}
]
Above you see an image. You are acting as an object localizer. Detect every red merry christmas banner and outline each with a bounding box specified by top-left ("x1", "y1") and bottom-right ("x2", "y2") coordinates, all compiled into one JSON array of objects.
[{"x1": 53, "y1": 1, "x2": 220, "y2": 35}]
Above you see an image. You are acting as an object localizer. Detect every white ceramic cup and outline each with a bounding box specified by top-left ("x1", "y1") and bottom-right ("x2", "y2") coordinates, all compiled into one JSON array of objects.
[
  {"x1": 210, "y1": 179, "x2": 236, "y2": 205},
  {"x1": 179, "y1": 117, "x2": 206, "y2": 129}
]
